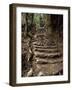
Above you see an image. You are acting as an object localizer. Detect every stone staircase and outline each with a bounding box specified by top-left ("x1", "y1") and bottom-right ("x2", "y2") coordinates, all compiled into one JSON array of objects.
[{"x1": 31, "y1": 32, "x2": 63, "y2": 76}]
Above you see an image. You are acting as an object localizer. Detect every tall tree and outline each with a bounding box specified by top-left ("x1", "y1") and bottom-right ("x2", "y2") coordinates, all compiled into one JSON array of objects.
[{"x1": 44, "y1": 14, "x2": 52, "y2": 35}]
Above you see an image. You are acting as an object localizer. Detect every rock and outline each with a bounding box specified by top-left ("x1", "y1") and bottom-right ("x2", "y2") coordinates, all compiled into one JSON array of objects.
[{"x1": 27, "y1": 68, "x2": 33, "y2": 77}]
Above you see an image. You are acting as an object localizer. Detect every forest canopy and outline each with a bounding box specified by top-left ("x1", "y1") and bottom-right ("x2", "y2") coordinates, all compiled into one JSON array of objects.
[{"x1": 21, "y1": 13, "x2": 63, "y2": 37}]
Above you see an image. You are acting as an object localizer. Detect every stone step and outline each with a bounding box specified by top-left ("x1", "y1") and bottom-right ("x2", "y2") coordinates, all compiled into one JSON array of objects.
[
  {"x1": 33, "y1": 43, "x2": 56, "y2": 47},
  {"x1": 34, "y1": 48, "x2": 59, "y2": 53},
  {"x1": 34, "y1": 63, "x2": 63, "y2": 76},
  {"x1": 35, "y1": 57, "x2": 63, "y2": 64},
  {"x1": 34, "y1": 51, "x2": 61, "y2": 57},
  {"x1": 34, "y1": 33, "x2": 46, "y2": 36},
  {"x1": 32, "y1": 39, "x2": 56, "y2": 45},
  {"x1": 33, "y1": 45, "x2": 57, "y2": 49},
  {"x1": 35, "y1": 52, "x2": 62, "y2": 59}
]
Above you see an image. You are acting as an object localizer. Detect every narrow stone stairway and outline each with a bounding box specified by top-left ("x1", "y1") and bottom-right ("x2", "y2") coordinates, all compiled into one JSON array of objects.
[{"x1": 31, "y1": 31, "x2": 63, "y2": 76}]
